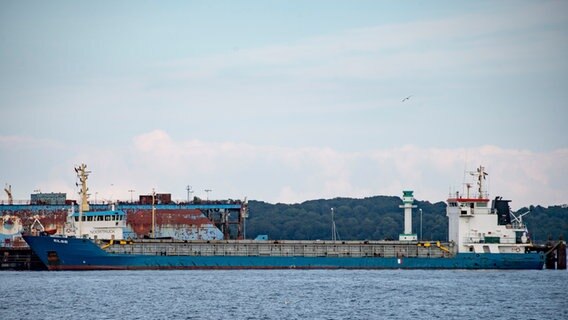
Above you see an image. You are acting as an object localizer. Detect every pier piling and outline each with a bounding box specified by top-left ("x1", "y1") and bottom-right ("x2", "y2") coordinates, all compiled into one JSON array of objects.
[{"x1": 556, "y1": 237, "x2": 566, "y2": 270}]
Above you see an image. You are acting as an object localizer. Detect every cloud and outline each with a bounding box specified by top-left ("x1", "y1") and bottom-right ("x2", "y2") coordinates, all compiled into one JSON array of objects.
[
  {"x1": 15, "y1": 131, "x2": 557, "y2": 208},
  {"x1": 1, "y1": 131, "x2": 565, "y2": 208},
  {"x1": 158, "y1": 1, "x2": 566, "y2": 86}
]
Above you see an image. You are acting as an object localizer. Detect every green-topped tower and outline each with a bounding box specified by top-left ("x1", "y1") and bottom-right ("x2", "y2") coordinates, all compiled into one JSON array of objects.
[{"x1": 399, "y1": 190, "x2": 417, "y2": 241}]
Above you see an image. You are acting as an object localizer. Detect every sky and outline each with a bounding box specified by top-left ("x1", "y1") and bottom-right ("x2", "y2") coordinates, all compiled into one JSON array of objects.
[{"x1": 1, "y1": 1, "x2": 567, "y2": 209}]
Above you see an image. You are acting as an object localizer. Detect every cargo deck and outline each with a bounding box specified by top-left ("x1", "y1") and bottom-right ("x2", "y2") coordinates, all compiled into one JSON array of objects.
[{"x1": 102, "y1": 239, "x2": 452, "y2": 258}]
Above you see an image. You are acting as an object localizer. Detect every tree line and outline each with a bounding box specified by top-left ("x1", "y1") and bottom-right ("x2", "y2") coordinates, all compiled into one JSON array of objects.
[{"x1": 245, "y1": 196, "x2": 567, "y2": 243}]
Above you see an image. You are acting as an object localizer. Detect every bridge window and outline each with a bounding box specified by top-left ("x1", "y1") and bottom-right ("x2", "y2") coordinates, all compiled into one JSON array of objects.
[
  {"x1": 87, "y1": 216, "x2": 93, "y2": 221},
  {"x1": 105, "y1": 215, "x2": 111, "y2": 221}
]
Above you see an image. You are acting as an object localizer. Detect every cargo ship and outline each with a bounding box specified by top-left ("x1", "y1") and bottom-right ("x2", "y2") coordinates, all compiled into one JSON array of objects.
[
  {"x1": 1, "y1": 164, "x2": 245, "y2": 270},
  {"x1": 21, "y1": 165, "x2": 545, "y2": 270}
]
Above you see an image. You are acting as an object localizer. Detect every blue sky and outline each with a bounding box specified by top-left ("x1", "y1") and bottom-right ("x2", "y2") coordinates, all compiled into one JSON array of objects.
[{"x1": 1, "y1": 1, "x2": 567, "y2": 208}]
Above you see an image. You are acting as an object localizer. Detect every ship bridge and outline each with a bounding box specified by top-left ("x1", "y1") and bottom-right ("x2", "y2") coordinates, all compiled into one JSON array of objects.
[{"x1": 446, "y1": 166, "x2": 531, "y2": 254}]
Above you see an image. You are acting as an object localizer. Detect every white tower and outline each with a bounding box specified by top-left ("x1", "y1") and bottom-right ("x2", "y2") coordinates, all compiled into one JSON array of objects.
[{"x1": 399, "y1": 190, "x2": 418, "y2": 241}]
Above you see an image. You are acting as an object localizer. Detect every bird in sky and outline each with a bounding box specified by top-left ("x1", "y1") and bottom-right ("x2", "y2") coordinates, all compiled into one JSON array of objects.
[{"x1": 402, "y1": 95, "x2": 412, "y2": 102}]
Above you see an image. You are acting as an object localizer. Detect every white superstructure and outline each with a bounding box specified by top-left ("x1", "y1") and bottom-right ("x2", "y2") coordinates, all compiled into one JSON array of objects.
[
  {"x1": 63, "y1": 205, "x2": 125, "y2": 240},
  {"x1": 446, "y1": 166, "x2": 531, "y2": 254}
]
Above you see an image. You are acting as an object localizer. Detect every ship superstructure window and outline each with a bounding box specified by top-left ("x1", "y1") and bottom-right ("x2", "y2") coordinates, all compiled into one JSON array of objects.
[
  {"x1": 105, "y1": 215, "x2": 111, "y2": 221},
  {"x1": 87, "y1": 216, "x2": 93, "y2": 221}
]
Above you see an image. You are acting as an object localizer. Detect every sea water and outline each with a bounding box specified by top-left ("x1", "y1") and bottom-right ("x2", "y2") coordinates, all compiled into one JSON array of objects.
[{"x1": 1, "y1": 270, "x2": 566, "y2": 320}]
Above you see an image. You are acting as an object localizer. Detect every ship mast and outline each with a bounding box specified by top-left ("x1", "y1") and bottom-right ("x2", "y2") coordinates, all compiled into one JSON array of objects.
[
  {"x1": 469, "y1": 165, "x2": 488, "y2": 198},
  {"x1": 331, "y1": 208, "x2": 338, "y2": 242},
  {"x1": 75, "y1": 164, "x2": 91, "y2": 237},
  {"x1": 75, "y1": 164, "x2": 90, "y2": 212}
]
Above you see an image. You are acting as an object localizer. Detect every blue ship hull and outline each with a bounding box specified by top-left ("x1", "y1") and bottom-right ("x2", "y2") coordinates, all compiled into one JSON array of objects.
[{"x1": 23, "y1": 235, "x2": 545, "y2": 270}]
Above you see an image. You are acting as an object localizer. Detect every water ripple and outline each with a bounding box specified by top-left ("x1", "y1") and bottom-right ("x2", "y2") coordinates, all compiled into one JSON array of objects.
[{"x1": 0, "y1": 269, "x2": 566, "y2": 320}]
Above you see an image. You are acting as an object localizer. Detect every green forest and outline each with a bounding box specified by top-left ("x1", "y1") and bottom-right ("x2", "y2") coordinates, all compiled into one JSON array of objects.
[{"x1": 245, "y1": 196, "x2": 567, "y2": 244}]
